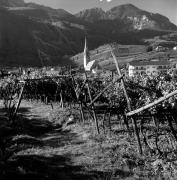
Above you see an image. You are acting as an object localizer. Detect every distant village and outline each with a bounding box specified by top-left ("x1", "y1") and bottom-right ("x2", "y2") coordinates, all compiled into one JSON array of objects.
[
  {"x1": 71, "y1": 42, "x2": 177, "y2": 77},
  {"x1": 1, "y1": 42, "x2": 177, "y2": 78}
]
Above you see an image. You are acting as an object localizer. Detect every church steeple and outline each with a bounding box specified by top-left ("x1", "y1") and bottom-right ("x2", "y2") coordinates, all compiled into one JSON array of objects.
[{"x1": 83, "y1": 37, "x2": 88, "y2": 69}]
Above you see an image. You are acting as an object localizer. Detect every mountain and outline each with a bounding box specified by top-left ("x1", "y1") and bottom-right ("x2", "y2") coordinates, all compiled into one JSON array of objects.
[
  {"x1": 106, "y1": 4, "x2": 142, "y2": 19},
  {"x1": 0, "y1": 0, "x2": 25, "y2": 7},
  {"x1": 0, "y1": 8, "x2": 85, "y2": 66},
  {"x1": 0, "y1": 1, "x2": 176, "y2": 67},
  {"x1": 25, "y1": 3, "x2": 76, "y2": 21},
  {"x1": 6, "y1": 2, "x2": 76, "y2": 22},
  {"x1": 76, "y1": 4, "x2": 177, "y2": 31},
  {"x1": 75, "y1": 8, "x2": 106, "y2": 22}
]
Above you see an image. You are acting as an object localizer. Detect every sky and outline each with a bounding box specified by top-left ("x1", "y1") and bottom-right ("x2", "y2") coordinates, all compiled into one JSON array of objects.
[{"x1": 24, "y1": 0, "x2": 177, "y2": 25}]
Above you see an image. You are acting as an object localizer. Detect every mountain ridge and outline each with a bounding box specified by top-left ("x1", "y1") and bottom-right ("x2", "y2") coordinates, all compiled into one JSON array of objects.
[
  {"x1": 76, "y1": 3, "x2": 177, "y2": 31},
  {"x1": 0, "y1": 0, "x2": 176, "y2": 67},
  {"x1": 0, "y1": 0, "x2": 25, "y2": 7},
  {"x1": 2, "y1": 1, "x2": 177, "y2": 30}
]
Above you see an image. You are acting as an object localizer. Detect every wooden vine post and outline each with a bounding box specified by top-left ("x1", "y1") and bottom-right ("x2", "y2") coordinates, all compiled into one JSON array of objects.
[
  {"x1": 60, "y1": 90, "x2": 64, "y2": 109},
  {"x1": 110, "y1": 46, "x2": 143, "y2": 155},
  {"x1": 84, "y1": 70, "x2": 100, "y2": 134},
  {"x1": 70, "y1": 69, "x2": 85, "y2": 123},
  {"x1": 12, "y1": 82, "x2": 26, "y2": 122},
  {"x1": 126, "y1": 89, "x2": 177, "y2": 117}
]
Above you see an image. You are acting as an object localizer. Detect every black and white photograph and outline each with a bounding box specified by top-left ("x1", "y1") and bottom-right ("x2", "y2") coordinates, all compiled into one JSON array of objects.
[{"x1": 0, "y1": 0, "x2": 177, "y2": 179}]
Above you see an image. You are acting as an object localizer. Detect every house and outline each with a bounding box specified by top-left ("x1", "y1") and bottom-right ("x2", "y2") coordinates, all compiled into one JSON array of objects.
[
  {"x1": 128, "y1": 60, "x2": 171, "y2": 77},
  {"x1": 173, "y1": 46, "x2": 177, "y2": 51},
  {"x1": 155, "y1": 46, "x2": 166, "y2": 52}
]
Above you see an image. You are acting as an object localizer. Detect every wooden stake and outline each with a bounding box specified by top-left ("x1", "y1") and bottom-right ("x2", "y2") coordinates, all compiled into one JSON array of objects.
[
  {"x1": 84, "y1": 71, "x2": 100, "y2": 134},
  {"x1": 102, "y1": 111, "x2": 106, "y2": 134},
  {"x1": 126, "y1": 89, "x2": 177, "y2": 117},
  {"x1": 111, "y1": 49, "x2": 131, "y2": 110},
  {"x1": 108, "y1": 111, "x2": 112, "y2": 132},
  {"x1": 70, "y1": 71, "x2": 86, "y2": 123},
  {"x1": 12, "y1": 82, "x2": 25, "y2": 120},
  {"x1": 75, "y1": 80, "x2": 87, "y2": 99},
  {"x1": 60, "y1": 91, "x2": 64, "y2": 109},
  {"x1": 80, "y1": 102, "x2": 85, "y2": 123},
  {"x1": 110, "y1": 46, "x2": 142, "y2": 155}
]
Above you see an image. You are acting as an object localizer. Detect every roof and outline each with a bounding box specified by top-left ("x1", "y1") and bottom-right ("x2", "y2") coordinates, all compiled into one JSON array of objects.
[{"x1": 129, "y1": 60, "x2": 171, "y2": 66}]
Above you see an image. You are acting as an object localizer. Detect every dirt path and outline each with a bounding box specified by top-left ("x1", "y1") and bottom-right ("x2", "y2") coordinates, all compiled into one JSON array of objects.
[
  {"x1": 1, "y1": 101, "x2": 110, "y2": 180},
  {"x1": 1, "y1": 100, "x2": 153, "y2": 180},
  {"x1": 18, "y1": 100, "x2": 53, "y2": 120}
]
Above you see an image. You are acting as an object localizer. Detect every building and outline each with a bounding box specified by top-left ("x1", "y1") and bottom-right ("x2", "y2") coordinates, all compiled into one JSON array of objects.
[
  {"x1": 155, "y1": 46, "x2": 167, "y2": 52},
  {"x1": 128, "y1": 60, "x2": 171, "y2": 77},
  {"x1": 173, "y1": 46, "x2": 177, "y2": 51}
]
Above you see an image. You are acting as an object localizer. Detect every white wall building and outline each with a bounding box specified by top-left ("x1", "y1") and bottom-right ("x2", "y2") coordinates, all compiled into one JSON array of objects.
[
  {"x1": 173, "y1": 46, "x2": 177, "y2": 51},
  {"x1": 128, "y1": 60, "x2": 171, "y2": 77}
]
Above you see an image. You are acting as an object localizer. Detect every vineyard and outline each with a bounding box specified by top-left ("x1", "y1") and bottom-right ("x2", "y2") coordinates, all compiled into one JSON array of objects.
[{"x1": 1, "y1": 62, "x2": 177, "y2": 178}]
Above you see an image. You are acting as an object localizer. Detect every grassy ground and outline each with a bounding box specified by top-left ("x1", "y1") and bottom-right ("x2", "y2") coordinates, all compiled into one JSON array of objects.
[{"x1": 1, "y1": 100, "x2": 177, "y2": 179}]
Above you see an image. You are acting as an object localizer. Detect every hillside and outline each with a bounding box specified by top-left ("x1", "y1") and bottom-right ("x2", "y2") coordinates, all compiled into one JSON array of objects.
[
  {"x1": 0, "y1": 8, "x2": 84, "y2": 66},
  {"x1": 0, "y1": 1, "x2": 176, "y2": 67}
]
